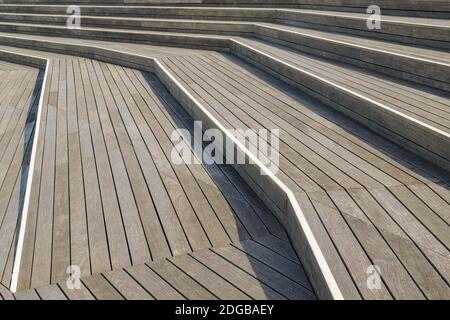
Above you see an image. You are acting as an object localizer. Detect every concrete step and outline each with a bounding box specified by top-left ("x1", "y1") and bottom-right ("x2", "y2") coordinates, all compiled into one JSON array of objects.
[
  {"x1": 0, "y1": 31, "x2": 447, "y2": 172},
  {"x1": 0, "y1": 16, "x2": 447, "y2": 92}
]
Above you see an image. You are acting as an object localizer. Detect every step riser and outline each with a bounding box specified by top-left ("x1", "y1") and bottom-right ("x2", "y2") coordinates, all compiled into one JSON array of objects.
[{"x1": 231, "y1": 41, "x2": 450, "y2": 171}]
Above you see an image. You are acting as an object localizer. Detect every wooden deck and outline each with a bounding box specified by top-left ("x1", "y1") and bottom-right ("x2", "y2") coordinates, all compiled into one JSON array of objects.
[
  {"x1": 0, "y1": 6, "x2": 447, "y2": 297},
  {"x1": 159, "y1": 52, "x2": 450, "y2": 299},
  {"x1": 5, "y1": 53, "x2": 314, "y2": 300},
  {"x1": 0, "y1": 62, "x2": 41, "y2": 288}
]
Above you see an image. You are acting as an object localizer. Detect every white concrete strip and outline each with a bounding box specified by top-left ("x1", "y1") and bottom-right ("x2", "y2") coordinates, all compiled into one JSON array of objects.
[{"x1": 9, "y1": 52, "x2": 49, "y2": 293}]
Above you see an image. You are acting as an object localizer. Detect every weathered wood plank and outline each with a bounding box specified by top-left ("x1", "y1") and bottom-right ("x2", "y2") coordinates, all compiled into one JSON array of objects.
[
  {"x1": 125, "y1": 264, "x2": 185, "y2": 300},
  {"x1": 149, "y1": 260, "x2": 217, "y2": 300}
]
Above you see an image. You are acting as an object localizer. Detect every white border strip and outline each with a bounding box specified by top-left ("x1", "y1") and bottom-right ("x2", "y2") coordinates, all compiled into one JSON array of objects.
[
  {"x1": 154, "y1": 59, "x2": 344, "y2": 300},
  {"x1": 9, "y1": 55, "x2": 49, "y2": 293}
]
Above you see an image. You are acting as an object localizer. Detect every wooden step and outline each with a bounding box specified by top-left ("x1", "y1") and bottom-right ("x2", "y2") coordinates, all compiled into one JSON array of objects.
[
  {"x1": 0, "y1": 30, "x2": 447, "y2": 171},
  {"x1": 0, "y1": 18, "x2": 447, "y2": 91}
]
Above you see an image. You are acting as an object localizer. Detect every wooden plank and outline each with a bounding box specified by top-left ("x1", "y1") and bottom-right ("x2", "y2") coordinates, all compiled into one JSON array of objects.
[
  {"x1": 82, "y1": 58, "x2": 131, "y2": 271},
  {"x1": 349, "y1": 188, "x2": 450, "y2": 299},
  {"x1": 216, "y1": 52, "x2": 445, "y2": 186},
  {"x1": 103, "y1": 269, "x2": 154, "y2": 300},
  {"x1": 99, "y1": 61, "x2": 211, "y2": 253},
  {"x1": 308, "y1": 190, "x2": 392, "y2": 299},
  {"x1": 36, "y1": 285, "x2": 67, "y2": 300},
  {"x1": 232, "y1": 240, "x2": 311, "y2": 290},
  {"x1": 253, "y1": 235, "x2": 299, "y2": 263},
  {"x1": 86, "y1": 66, "x2": 171, "y2": 262},
  {"x1": 149, "y1": 259, "x2": 217, "y2": 300},
  {"x1": 408, "y1": 183, "x2": 450, "y2": 223},
  {"x1": 370, "y1": 187, "x2": 450, "y2": 283},
  {"x1": 138, "y1": 70, "x2": 251, "y2": 243},
  {"x1": 92, "y1": 60, "x2": 152, "y2": 265},
  {"x1": 82, "y1": 274, "x2": 124, "y2": 300},
  {"x1": 0, "y1": 283, "x2": 14, "y2": 300},
  {"x1": 389, "y1": 185, "x2": 450, "y2": 248},
  {"x1": 174, "y1": 54, "x2": 364, "y2": 191},
  {"x1": 14, "y1": 289, "x2": 40, "y2": 300},
  {"x1": 0, "y1": 70, "x2": 39, "y2": 285},
  {"x1": 77, "y1": 58, "x2": 115, "y2": 274},
  {"x1": 188, "y1": 54, "x2": 382, "y2": 190},
  {"x1": 125, "y1": 264, "x2": 185, "y2": 300},
  {"x1": 135, "y1": 70, "x2": 248, "y2": 243},
  {"x1": 190, "y1": 248, "x2": 286, "y2": 299},
  {"x1": 328, "y1": 188, "x2": 425, "y2": 299},
  {"x1": 202, "y1": 53, "x2": 413, "y2": 187},
  {"x1": 169, "y1": 254, "x2": 251, "y2": 300},
  {"x1": 212, "y1": 244, "x2": 315, "y2": 299},
  {"x1": 86, "y1": 58, "x2": 190, "y2": 258},
  {"x1": 52, "y1": 58, "x2": 71, "y2": 284},
  {"x1": 66, "y1": 59, "x2": 90, "y2": 277},
  {"x1": 162, "y1": 57, "x2": 277, "y2": 237},
  {"x1": 113, "y1": 64, "x2": 230, "y2": 248},
  {"x1": 60, "y1": 281, "x2": 96, "y2": 300}
]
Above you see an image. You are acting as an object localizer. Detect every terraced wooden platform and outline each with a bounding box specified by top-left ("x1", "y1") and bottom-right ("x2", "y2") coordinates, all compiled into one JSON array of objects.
[{"x1": 0, "y1": 1, "x2": 448, "y2": 300}]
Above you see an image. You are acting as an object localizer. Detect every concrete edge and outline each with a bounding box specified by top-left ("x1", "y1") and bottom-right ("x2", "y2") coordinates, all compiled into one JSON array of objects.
[{"x1": 0, "y1": 50, "x2": 49, "y2": 293}]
